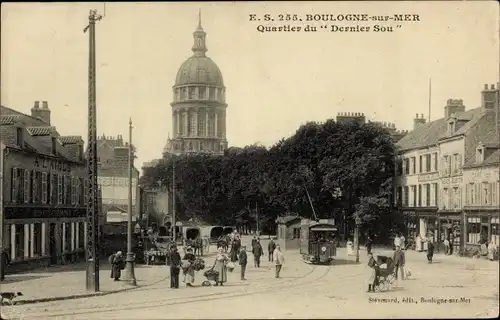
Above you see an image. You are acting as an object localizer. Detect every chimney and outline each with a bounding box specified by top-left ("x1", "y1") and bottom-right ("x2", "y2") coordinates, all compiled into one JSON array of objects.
[
  {"x1": 31, "y1": 100, "x2": 51, "y2": 125},
  {"x1": 444, "y1": 99, "x2": 465, "y2": 118},
  {"x1": 413, "y1": 113, "x2": 426, "y2": 129},
  {"x1": 481, "y1": 83, "x2": 498, "y2": 111}
]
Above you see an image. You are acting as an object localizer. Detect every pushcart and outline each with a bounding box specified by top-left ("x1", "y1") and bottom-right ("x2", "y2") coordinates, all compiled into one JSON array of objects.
[{"x1": 201, "y1": 268, "x2": 219, "y2": 287}]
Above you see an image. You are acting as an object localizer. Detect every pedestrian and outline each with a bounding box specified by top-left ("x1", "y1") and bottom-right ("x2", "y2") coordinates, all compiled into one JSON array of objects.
[
  {"x1": 400, "y1": 234, "x2": 406, "y2": 250},
  {"x1": 273, "y1": 244, "x2": 285, "y2": 278},
  {"x1": 212, "y1": 247, "x2": 229, "y2": 286},
  {"x1": 393, "y1": 245, "x2": 405, "y2": 280},
  {"x1": 366, "y1": 236, "x2": 373, "y2": 255},
  {"x1": 426, "y1": 238, "x2": 435, "y2": 263},
  {"x1": 169, "y1": 246, "x2": 181, "y2": 288},
  {"x1": 487, "y1": 240, "x2": 497, "y2": 261},
  {"x1": 239, "y1": 245, "x2": 248, "y2": 280},
  {"x1": 346, "y1": 238, "x2": 354, "y2": 256},
  {"x1": 393, "y1": 233, "x2": 401, "y2": 250},
  {"x1": 251, "y1": 236, "x2": 258, "y2": 251},
  {"x1": 182, "y1": 247, "x2": 196, "y2": 287},
  {"x1": 0, "y1": 249, "x2": 9, "y2": 281},
  {"x1": 366, "y1": 253, "x2": 379, "y2": 293},
  {"x1": 444, "y1": 238, "x2": 450, "y2": 255},
  {"x1": 230, "y1": 234, "x2": 241, "y2": 262},
  {"x1": 268, "y1": 237, "x2": 276, "y2": 262},
  {"x1": 110, "y1": 251, "x2": 125, "y2": 281},
  {"x1": 252, "y1": 239, "x2": 264, "y2": 267}
]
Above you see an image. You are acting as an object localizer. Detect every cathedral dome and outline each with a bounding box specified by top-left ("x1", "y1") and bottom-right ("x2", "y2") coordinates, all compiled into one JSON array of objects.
[{"x1": 174, "y1": 56, "x2": 224, "y2": 87}]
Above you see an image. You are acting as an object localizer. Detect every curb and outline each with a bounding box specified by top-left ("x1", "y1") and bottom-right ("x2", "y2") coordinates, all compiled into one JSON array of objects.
[{"x1": 14, "y1": 276, "x2": 169, "y2": 306}]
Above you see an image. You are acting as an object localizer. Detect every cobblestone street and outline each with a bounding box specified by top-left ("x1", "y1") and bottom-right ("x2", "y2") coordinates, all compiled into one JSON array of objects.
[{"x1": 3, "y1": 248, "x2": 498, "y2": 319}]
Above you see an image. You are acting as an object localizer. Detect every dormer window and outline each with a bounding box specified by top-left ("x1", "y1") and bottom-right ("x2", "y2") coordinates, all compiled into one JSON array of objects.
[
  {"x1": 51, "y1": 137, "x2": 57, "y2": 154},
  {"x1": 476, "y1": 146, "x2": 484, "y2": 163},
  {"x1": 16, "y1": 127, "x2": 23, "y2": 146},
  {"x1": 448, "y1": 120, "x2": 456, "y2": 135}
]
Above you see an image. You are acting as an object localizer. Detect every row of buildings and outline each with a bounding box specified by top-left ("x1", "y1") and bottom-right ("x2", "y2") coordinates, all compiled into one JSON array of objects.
[
  {"x1": 394, "y1": 83, "x2": 500, "y2": 255},
  {"x1": 0, "y1": 102, "x2": 140, "y2": 273}
]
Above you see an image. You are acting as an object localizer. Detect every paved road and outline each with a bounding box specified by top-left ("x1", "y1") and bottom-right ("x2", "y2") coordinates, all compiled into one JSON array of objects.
[{"x1": 4, "y1": 248, "x2": 499, "y2": 319}]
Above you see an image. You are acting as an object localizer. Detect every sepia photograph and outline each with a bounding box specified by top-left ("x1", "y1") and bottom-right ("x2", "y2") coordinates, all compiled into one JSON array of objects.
[{"x1": 0, "y1": 1, "x2": 499, "y2": 319}]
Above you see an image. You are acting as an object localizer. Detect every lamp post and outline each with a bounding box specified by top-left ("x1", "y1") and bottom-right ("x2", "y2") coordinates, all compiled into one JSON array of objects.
[
  {"x1": 355, "y1": 215, "x2": 361, "y2": 263},
  {"x1": 123, "y1": 118, "x2": 137, "y2": 286}
]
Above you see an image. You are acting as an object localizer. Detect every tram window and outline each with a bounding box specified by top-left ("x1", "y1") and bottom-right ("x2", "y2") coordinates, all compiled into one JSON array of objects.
[{"x1": 293, "y1": 228, "x2": 300, "y2": 239}]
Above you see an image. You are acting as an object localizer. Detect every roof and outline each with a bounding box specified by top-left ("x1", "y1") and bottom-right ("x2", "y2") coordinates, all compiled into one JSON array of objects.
[
  {"x1": 276, "y1": 214, "x2": 301, "y2": 224},
  {"x1": 0, "y1": 115, "x2": 22, "y2": 125},
  {"x1": 175, "y1": 56, "x2": 224, "y2": 87},
  {"x1": 59, "y1": 135, "x2": 84, "y2": 145},
  {"x1": 27, "y1": 126, "x2": 57, "y2": 136},
  {"x1": 396, "y1": 108, "x2": 482, "y2": 151},
  {"x1": 463, "y1": 111, "x2": 498, "y2": 166}
]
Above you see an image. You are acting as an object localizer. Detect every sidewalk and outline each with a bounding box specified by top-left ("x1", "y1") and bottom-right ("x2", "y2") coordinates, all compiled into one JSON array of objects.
[{"x1": 0, "y1": 263, "x2": 169, "y2": 305}]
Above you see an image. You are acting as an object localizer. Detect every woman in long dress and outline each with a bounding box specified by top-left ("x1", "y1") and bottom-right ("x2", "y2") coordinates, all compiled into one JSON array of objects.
[
  {"x1": 213, "y1": 247, "x2": 229, "y2": 286},
  {"x1": 487, "y1": 240, "x2": 497, "y2": 261},
  {"x1": 346, "y1": 239, "x2": 354, "y2": 256},
  {"x1": 183, "y1": 247, "x2": 196, "y2": 287}
]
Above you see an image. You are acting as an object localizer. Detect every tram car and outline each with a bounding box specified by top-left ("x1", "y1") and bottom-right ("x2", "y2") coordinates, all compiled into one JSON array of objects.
[{"x1": 300, "y1": 218, "x2": 338, "y2": 265}]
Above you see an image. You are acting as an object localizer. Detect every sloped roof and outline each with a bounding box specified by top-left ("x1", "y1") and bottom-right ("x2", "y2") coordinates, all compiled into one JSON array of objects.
[
  {"x1": 27, "y1": 126, "x2": 58, "y2": 136},
  {"x1": 0, "y1": 115, "x2": 22, "y2": 125},
  {"x1": 60, "y1": 135, "x2": 84, "y2": 144},
  {"x1": 276, "y1": 214, "x2": 301, "y2": 224},
  {"x1": 397, "y1": 108, "x2": 482, "y2": 151},
  {"x1": 483, "y1": 149, "x2": 500, "y2": 165},
  {"x1": 463, "y1": 111, "x2": 498, "y2": 166}
]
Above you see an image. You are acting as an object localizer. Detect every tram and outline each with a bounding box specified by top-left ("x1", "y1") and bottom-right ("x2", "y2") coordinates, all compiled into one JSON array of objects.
[{"x1": 300, "y1": 218, "x2": 338, "y2": 265}]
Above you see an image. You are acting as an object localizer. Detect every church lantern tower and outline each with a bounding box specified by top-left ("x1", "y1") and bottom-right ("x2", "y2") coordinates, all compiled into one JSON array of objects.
[{"x1": 164, "y1": 11, "x2": 228, "y2": 156}]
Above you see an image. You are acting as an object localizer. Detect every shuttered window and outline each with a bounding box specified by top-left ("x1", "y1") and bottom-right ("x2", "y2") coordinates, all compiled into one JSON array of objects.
[
  {"x1": 42, "y1": 172, "x2": 48, "y2": 204},
  {"x1": 24, "y1": 169, "x2": 30, "y2": 203}
]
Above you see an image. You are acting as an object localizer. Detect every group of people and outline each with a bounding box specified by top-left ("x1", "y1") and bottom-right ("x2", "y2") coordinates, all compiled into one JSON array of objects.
[{"x1": 165, "y1": 233, "x2": 285, "y2": 288}]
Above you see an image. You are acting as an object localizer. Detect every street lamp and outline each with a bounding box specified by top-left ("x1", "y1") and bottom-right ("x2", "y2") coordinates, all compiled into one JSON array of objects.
[
  {"x1": 355, "y1": 215, "x2": 361, "y2": 263},
  {"x1": 123, "y1": 118, "x2": 137, "y2": 286}
]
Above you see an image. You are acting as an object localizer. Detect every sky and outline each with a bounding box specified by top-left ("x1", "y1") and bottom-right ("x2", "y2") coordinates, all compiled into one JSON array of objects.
[{"x1": 2, "y1": 1, "x2": 499, "y2": 170}]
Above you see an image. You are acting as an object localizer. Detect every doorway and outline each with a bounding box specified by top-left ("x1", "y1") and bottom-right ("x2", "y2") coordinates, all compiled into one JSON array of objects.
[{"x1": 49, "y1": 223, "x2": 57, "y2": 265}]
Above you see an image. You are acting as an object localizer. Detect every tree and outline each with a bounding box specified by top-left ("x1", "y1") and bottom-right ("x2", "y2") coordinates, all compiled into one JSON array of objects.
[{"x1": 140, "y1": 119, "x2": 398, "y2": 241}]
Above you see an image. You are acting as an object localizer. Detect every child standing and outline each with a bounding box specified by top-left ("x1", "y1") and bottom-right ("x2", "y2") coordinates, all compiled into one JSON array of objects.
[{"x1": 239, "y1": 245, "x2": 248, "y2": 280}]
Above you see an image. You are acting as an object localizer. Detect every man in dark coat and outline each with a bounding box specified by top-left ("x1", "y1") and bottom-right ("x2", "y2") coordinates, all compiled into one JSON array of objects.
[
  {"x1": 268, "y1": 238, "x2": 276, "y2": 262},
  {"x1": 251, "y1": 236, "x2": 258, "y2": 250},
  {"x1": 0, "y1": 249, "x2": 9, "y2": 281},
  {"x1": 239, "y1": 246, "x2": 248, "y2": 280},
  {"x1": 169, "y1": 246, "x2": 182, "y2": 288},
  {"x1": 427, "y1": 240, "x2": 435, "y2": 263},
  {"x1": 393, "y1": 245, "x2": 405, "y2": 280},
  {"x1": 366, "y1": 236, "x2": 373, "y2": 255},
  {"x1": 252, "y1": 240, "x2": 264, "y2": 267}
]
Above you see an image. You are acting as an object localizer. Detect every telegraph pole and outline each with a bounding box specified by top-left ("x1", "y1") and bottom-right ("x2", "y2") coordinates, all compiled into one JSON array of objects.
[
  {"x1": 123, "y1": 118, "x2": 137, "y2": 285},
  {"x1": 84, "y1": 9, "x2": 103, "y2": 292},
  {"x1": 0, "y1": 142, "x2": 5, "y2": 281},
  {"x1": 172, "y1": 158, "x2": 176, "y2": 243}
]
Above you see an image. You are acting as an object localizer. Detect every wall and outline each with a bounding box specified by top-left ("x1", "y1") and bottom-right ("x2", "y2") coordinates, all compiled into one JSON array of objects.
[
  {"x1": 439, "y1": 137, "x2": 465, "y2": 210},
  {"x1": 98, "y1": 176, "x2": 138, "y2": 206},
  {"x1": 3, "y1": 148, "x2": 86, "y2": 204}
]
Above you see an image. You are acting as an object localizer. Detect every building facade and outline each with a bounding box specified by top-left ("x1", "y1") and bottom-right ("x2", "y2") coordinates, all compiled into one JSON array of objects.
[
  {"x1": 97, "y1": 135, "x2": 140, "y2": 224},
  {"x1": 163, "y1": 14, "x2": 228, "y2": 156},
  {"x1": 335, "y1": 112, "x2": 408, "y2": 142},
  {"x1": 1, "y1": 102, "x2": 88, "y2": 272},
  {"x1": 396, "y1": 83, "x2": 500, "y2": 255}
]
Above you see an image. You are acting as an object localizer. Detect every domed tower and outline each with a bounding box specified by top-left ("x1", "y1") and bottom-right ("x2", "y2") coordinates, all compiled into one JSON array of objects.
[{"x1": 164, "y1": 11, "x2": 228, "y2": 156}]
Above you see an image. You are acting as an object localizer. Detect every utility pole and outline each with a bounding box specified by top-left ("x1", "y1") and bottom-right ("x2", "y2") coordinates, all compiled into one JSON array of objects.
[
  {"x1": 172, "y1": 157, "x2": 176, "y2": 243},
  {"x1": 0, "y1": 142, "x2": 5, "y2": 281},
  {"x1": 256, "y1": 202, "x2": 259, "y2": 237},
  {"x1": 123, "y1": 118, "x2": 137, "y2": 285},
  {"x1": 84, "y1": 9, "x2": 103, "y2": 292}
]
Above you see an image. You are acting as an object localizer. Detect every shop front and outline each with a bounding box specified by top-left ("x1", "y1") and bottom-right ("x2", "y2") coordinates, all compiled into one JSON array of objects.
[
  {"x1": 464, "y1": 209, "x2": 500, "y2": 250},
  {"x1": 437, "y1": 212, "x2": 463, "y2": 255}
]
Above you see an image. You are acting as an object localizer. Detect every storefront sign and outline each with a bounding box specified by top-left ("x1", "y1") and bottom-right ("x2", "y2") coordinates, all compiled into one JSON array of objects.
[
  {"x1": 34, "y1": 156, "x2": 72, "y2": 172},
  {"x1": 441, "y1": 176, "x2": 463, "y2": 185},
  {"x1": 402, "y1": 211, "x2": 416, "y2": 216},
  {"x1": 418, "y1": 173, "x2": 439, "y2": 182}
]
